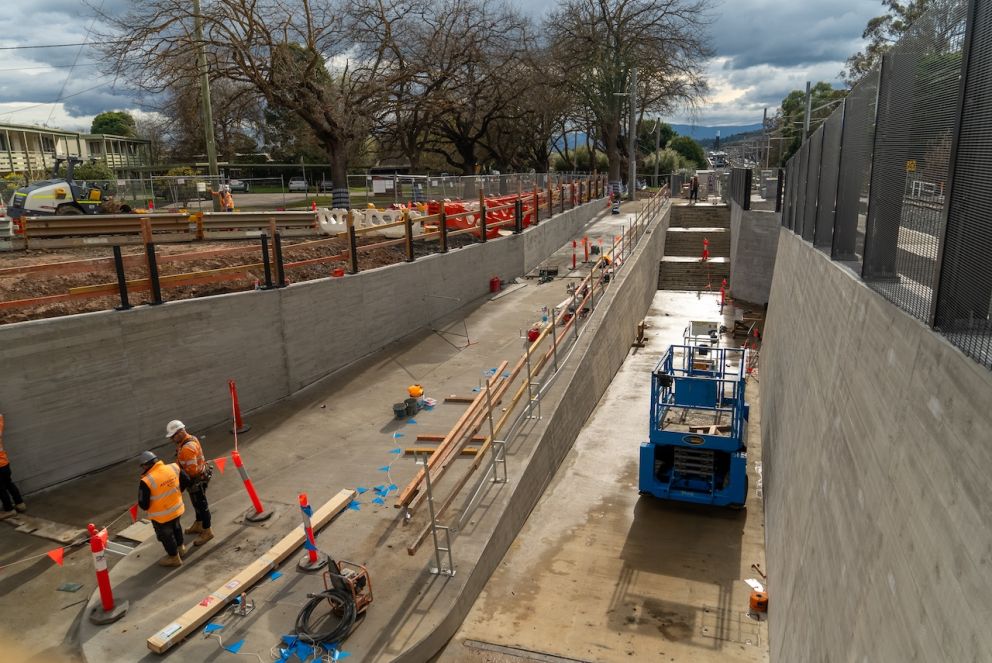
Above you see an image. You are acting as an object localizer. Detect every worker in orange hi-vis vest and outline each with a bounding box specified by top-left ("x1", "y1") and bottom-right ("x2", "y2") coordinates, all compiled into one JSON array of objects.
[
  {"x1": 0, "y1": 414, "x2": 26, "y2": 519},
  {"x1": 166, "y1": 419, "x2": 214, "y2": 547},
  {"x1": 138, "y1": 451, "x2": 191, "y2": 567}
]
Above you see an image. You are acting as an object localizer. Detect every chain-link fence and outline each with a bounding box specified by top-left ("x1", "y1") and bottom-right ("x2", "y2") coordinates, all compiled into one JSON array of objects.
[{"x1": 782, "y1": 0, "x2": 992, "y2": 369}]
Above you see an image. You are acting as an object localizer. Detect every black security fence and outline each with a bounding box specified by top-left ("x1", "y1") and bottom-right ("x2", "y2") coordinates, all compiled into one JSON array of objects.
[
  {"x1": 783, "y1": 0, "x2": 992, "y2": 370},
  {"x1": 728, "y1": 168, "x2": 752, "y2": 210}
]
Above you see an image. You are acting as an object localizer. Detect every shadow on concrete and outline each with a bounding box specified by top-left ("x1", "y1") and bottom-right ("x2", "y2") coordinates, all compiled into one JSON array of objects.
[{"x1": 609, "y1": 495, "x2": 747, "y2": 651}]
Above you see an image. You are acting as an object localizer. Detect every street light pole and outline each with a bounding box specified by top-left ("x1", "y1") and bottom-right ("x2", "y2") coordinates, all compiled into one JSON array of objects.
[
  {"x1": 192, "y1": 0, "x2": 219, "y2": 192},
  {"x1": 653, "y1": 117, "x2": 661, "y2": 188},
  {"x1": 628, "y1": 67, "x2": 637, "y2": 201}
]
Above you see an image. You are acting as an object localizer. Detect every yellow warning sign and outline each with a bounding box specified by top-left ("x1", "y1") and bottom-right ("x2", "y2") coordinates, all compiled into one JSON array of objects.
[{"x1": 906, "y1": 159, "x2": 917, "y2": 172}]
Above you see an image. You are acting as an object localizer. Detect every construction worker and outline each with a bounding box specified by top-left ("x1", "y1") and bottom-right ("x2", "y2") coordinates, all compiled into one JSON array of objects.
[
  {"x1": 166, "y1": 420, "x2": 214, "y2": 546},
  {"x1": 221, "y1": 185, "x2": 235, "y2": 212},
  {"x1": 0, "y1": 414, "x2": 26, "y2": 519},
  {"x1": 138, "y1": 451, "x2": 190, "y2": 567}
]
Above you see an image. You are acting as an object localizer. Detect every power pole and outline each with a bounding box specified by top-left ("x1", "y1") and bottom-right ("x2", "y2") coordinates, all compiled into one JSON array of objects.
[
  {"x1": 628, "y1": 66, "x2": 637, "y2": 201},
  {"x1": 802, "y1": 81, "x2": 812, "y2": 144},
  {"x1": 192, "y1": 0, "x2": 219, "y2": 196}
]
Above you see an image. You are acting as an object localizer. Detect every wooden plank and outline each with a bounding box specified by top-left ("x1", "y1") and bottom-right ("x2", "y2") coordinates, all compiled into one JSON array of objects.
[
  {"x1": 405, "y1": 447, "x2": 479, "y2": 456},
  {"x1": 444, "y1": 395, "x2": 477, "y2": 403},
  {"x1": 415, "y1": 434, "x2": 486, "y2": 443},
  {"x1": 146, "y1": 488, "x2": 355, "y2": 654},
  {"x1": 395, "y1": 361, "x2": 507, "y2": 509}
]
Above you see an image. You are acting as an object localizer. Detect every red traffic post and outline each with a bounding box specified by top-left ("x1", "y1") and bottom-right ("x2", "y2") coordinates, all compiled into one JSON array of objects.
[
  {"x1": 229, "y1": 380, "x2": 251, "y2": 435},
  {"x1": 87, "y1": 523, "x2": 128, "y2": 625},
  {"x1": 297, "y1": 493, "x2": 328, "y2": 572},
  {"x1": 583, "y1": 236, "x2": 589, "y2": 263},
  {"x1": 231, "y1": 450, "x2": 272, "y2": 523}
]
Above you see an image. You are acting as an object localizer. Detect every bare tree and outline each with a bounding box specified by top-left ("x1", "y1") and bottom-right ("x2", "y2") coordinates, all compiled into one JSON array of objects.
[
  {"x1": 95, "y1": 0, "x2": 410, "y2": 207},
  {"x1": 546, "y1": 0, "x2": 712, "y2": 185}
]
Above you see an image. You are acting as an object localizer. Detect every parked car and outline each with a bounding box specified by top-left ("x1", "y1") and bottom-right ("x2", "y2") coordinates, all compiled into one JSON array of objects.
[
  {"x1": 318, "y1": 179, "x2": 334, "y2": 192},
  {"x1": 288, "y1": 176, "x2": 308, "y2": 193},
  {"x1": 228, "y1": 179, "x2": 250, "y2": 193}
]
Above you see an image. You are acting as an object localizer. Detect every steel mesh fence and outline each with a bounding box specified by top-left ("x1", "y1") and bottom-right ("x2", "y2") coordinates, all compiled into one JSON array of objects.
[
  {"x1": 728, "y1": 168, "x2": 752, "y2": 210},
  {"x1": 934, "y1": 0, "x2": 992, "y2": 369},
  {"x1": 814, "y1": 109, "x2": 844, "y2": 249},
  {"x1": 794, "y1": 141, "x2": 809, "y2": 237},
  {"x1": 832, "y1": 68, "x2": 880, "y2": 264},
  {"x1": 803, "y1": 125, "x2": 824, "y2": 242},
  {"x1": 862, "y1": 0, "x2": 967, "y2": 322}
]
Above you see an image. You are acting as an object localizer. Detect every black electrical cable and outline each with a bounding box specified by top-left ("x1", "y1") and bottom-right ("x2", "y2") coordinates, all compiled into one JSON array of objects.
[{"x1": 294, "y1": 588, "x2": 357, "y2": 645}]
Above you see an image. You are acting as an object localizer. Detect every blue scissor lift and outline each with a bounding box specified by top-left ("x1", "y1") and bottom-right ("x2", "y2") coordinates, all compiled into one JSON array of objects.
[{"x1": 639, "y1": 343, "x2": 749, "y2": 507}]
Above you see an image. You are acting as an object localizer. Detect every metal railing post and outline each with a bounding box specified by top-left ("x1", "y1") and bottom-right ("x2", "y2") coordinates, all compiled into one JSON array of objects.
[
  {"x1": 260, "y1": 233, "x2": 273, "y2": 289},
  {"x1": 112, "y1": 246, "x2": 130, "y2": 310}
]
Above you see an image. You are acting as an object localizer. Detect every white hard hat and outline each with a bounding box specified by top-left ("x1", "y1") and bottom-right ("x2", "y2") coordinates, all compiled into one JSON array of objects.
[{"x1": 165, "y1": 420, "x2": 186, "y2": 438}]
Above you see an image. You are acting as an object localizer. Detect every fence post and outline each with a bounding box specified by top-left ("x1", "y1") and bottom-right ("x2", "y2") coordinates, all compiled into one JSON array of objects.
[
  {"x1": 347, "y1": 209, "x2": 360, "y2": 274},
  {"x1": 514, "y1": 197, "x2": 523, "y2": 234},
  {"x1": 478, "y1": 189, "x2": 487, "y2": 243},
  {"x1": 533, "y1": 188, "x2": 540, "y2": 225},
  {"x1": 547, "y1": 181, "x2": 554, "y2": 217},
  {"x1": 404, "y1": 209, "x2": 415, "y2": 262},
  {"x1": 141, "y1": 218, "x2": 163, "y2": 305},
  {"x1": 439, "y1": 200, "x2": 449, "y2": 252},
  {"x1": 273, "y1": 231, "x2": 287, "y2": 287},
  {"x1": 260, "y1": 233, "x2": 273, "y2": 289},
  {"x1": 112, "y1": 246, "x2": 131, "y2": 311}
]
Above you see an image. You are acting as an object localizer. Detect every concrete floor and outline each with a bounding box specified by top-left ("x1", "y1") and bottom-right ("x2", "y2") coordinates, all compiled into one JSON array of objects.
[
  {"x1": 0, "y1": 200, "x2": 647, "y2": 662},
  {"x1": 438, "y1": 291, "x2": 769, "y2": 663}
]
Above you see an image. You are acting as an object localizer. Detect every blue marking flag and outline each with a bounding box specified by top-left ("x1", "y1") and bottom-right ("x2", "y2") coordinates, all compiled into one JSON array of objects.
[
  {"x1": 301, "y1": 504, "x2": 313, "y2": 518},
  {"x1": 294, "y1": 642, "x2": 317, "y2": 660},
  {"x1": 203, "y1": 623, "x2": 225, "y2": 634},
  {"x1": 303, "y1": 539, "x2": 318, "y2": 552},
  {"x1": 373, "y1": 484, "x2": 385, "y2": 493},
  {"x1": 390, "y1": 448, "x2": 402, "y2": 455},
  {"x1": 334, "y1": 650, "x2": 351, "y2": 660},
  {"x1": 407, "y1": 418, "x2": 417, "y2": 424},
  {"x1": 392, "y1": 432, "x2": 404, "y2": 439},
  {"x1": 378, "y1": 465, "x2": 391, "y2": 472},
  {"x1": 281, "y1": 635, "x2": 300, "y2": 647},
  {"x1": 223, "y1": 639, "x2": 245, "y2": 654},
  {"x1": 276, "y1": 648, "x2": 291, "y2": 663},
  {"x1": 388, "y1": 483, "x2": 397, "y2": 492},
  {"x1": 372, "y1": 497, "x2": 385, "y2": 505},
  {"x1": 347, "y1": 500, "x2": 361, "y2": 511},
  {"x1": 356, "y1": 486, "x2": 368, "y2": 494},
  {"x1": 269, "y1": 570, "x2": 283, "y2": 581}
]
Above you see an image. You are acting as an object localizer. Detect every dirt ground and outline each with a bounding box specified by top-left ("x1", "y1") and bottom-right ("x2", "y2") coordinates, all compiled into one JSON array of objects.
[{"x1": 0, "y1": 233, "x2": 480, "y2": 325}]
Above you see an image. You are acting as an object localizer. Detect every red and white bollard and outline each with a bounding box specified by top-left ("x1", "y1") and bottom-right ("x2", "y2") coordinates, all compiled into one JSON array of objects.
[
  {"x1": 232, "y1": 450, "x2": 272, "y2": 522},
  {"x1": 297, "y1": 493, "x2": 328, "y2": 571},
  {"x1": 87, "y1": 523, "x2": 128, "y2": 625},
  {"x1": 229, "y1": 379, "x2": 251, "y2": 434},
  {"x1": 701, "y1": 237, "x2": 710, "y2": 262}
]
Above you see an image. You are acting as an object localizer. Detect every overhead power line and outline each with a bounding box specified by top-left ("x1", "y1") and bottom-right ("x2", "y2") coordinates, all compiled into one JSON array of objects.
[{"x1": 0, "y1": 41, "x2": 118, "y2": 50}]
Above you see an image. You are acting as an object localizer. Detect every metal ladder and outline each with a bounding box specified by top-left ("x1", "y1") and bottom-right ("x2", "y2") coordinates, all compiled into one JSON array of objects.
[{"x1": 673, "y1": 447, "x2": 715, "y2": 490}]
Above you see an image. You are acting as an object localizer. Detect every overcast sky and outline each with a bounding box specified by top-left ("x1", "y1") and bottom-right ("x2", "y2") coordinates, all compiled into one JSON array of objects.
[{"x1": 0, "y1": 0, "x2": 882, "y2": 132}]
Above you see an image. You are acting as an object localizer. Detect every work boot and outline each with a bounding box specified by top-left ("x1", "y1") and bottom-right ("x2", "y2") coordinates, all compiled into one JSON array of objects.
[
  {"x1": 157, "y1": 554, "x2": 182, "y2": 568},
  {"x1": 0, "y1": 509, "x2": 14, "y2": 520},
  {"x1": 184, "y1": 520, "x2": 203, "y2": 535},
  {"x1": 14, "y1": 503, "x2": 26, "y2": 513},
  {"x1": 177, "y1": 544, "x2": 188, "y2": 558},
  {"x1": 194, "y1": 528, "x2": 214, "y2": 547}
]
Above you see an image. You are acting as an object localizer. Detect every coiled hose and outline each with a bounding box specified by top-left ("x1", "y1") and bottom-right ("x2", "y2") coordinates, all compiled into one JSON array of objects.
[{"x1": 294, "y1": 587, "x2": 357, "y2": 645}]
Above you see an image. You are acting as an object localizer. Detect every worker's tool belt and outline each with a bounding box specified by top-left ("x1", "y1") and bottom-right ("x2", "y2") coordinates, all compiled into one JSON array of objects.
[{"x1": 191, "y1": 465, "x2": 213, "y2": 488}]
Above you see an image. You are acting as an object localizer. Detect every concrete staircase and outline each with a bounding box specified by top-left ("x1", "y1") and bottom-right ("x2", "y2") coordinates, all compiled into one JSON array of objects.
[{"x1": 659, "y1": 204, "x2": 731, "y2": 291}]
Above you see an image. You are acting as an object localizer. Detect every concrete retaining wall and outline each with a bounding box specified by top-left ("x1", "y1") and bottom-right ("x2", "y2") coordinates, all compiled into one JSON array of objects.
[
  {"x1": 395, "y1": 202, "x2": 671, "y2": 662},
  {"x1": 0, "y1": 200, "x2": 603, "y2": 493},
  {"x1": 729, "y1": 200, "x2": 780, "y2": 304},
  {"x1": 762, "y1": 230, "x2": 992, "y2": 662}
]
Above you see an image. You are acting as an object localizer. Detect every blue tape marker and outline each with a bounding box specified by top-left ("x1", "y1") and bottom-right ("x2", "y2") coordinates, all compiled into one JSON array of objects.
[
  {"x1": 232, "y1": 596, "x2": 241, "y2": 605},
  {"x1": 407, "y1": 418, "x2": 417, "y2": 424},
  {"x1": 203, "y1": 622, "x2": 225, "y2": 634},
  {"x1": 378, "y1": 465, "x2": 391, "y2": 472},
  {"x1": 301, "y1": 504, "x2": 313, "y2": 518},
  {"x1": 502, "y1": 371, "x2": 510, "y2": 378},
  {"x1": 335, "y1": 650, "x2": 351, "y2": 660},
  {"x1": 392, "y1": 432, "x2": 404, "y2": 439},
  {"x1": 348, "y1": 501, "x2": 361, "y2": 511},
  {"x1": 390, "y1": 448, "x2": 402, "y2": 454},
  {"x1": 303, "y1": 539, "x2": 318, "y2": 552},
  {"x1": 372, "y1": 497, "x2": 385, "y2": 505},
  {"x1": 281, "y1": 635, "x2": 300, "y2": 647},
  {"x1": 356, "y1": 486, "x2": 368, "y2": 494},
  {"x1": 373, "y1": 485, "x2": 384, "y2": 492},
  {"x1": 223, "y1": 638, "x2": 245, "y2": 654},
  {"x1": 294, "y1": 642, "x2": 316, "y2": 660},
  {"x1": 269, "y1": 570, "x2": 283, "y2": 581},
  {"x1": 388, "y1": 483, "x2": 397, "y2": 491},
  {"x1": 276, "y1": 648, "x2": 291, "y2": 663}
]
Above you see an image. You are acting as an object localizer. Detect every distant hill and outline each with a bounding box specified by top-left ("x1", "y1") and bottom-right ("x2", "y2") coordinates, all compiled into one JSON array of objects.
[{"x1": 668, "y1": 123, "x2": 764, "y2": 141}]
